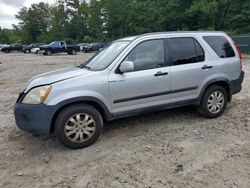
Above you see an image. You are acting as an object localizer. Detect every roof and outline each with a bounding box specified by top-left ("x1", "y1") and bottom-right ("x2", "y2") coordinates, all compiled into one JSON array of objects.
[{"x1": 119, "y1": 31, "x2": 226, "y2": 41}]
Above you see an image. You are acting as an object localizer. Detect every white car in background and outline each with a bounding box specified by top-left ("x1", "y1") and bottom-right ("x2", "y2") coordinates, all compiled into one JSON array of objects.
[
  {"x1": 31, "y1": 47, "x2": 41, "y2": 54},
  {"x1": 0, "y1": 44, "x2": 8, "y2": 50},
  {"x1": 23, "y1": 43, "x2": 45, "y2": 54}
]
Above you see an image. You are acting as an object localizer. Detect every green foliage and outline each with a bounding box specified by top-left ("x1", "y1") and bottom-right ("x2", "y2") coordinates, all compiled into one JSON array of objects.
[
  {"x1": 0, "y1": 0, "x2": 249, "y2": 44},
  {"x1": 14, "y1": 2, "x2": 51, "y2": 43},
  {"x1": 0, "y1": 27, "x2": 21, "y2": 43},
  {"x1": 83, "y1": 35, "x2": 94, "y2": 42}
]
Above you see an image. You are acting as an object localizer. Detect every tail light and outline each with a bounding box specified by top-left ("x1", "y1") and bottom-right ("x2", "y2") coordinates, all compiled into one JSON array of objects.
[{"x1": 230, "y1": 37, "x2": 243, "y2": 70}]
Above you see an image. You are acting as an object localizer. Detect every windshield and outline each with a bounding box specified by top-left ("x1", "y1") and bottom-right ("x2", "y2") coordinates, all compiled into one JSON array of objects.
[
  {"x1": 49, "y1": 42, "x2": 56, "y2": 46},
  {"x1": 80, "y1": 41, "x2": 130, "y2": 71}
]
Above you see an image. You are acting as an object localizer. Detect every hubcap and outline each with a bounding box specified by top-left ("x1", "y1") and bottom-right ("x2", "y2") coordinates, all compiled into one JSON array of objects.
[
  {"x1": 207, "y1": 91, "x2": 225, "y2": 114},
  {"x1": 64, "y1": 113, "x2": 96, "y2": 143}
]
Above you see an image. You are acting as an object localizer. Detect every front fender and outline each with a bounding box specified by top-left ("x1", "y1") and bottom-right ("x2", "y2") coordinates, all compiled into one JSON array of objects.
[{"x1": 46, "y1": 90, "x2": 109, "y2": 108}]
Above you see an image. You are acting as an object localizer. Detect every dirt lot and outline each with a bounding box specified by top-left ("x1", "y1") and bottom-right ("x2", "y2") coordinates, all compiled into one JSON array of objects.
[{"x1": 0, "y1": 52, "x2": 249, "y2": 188}]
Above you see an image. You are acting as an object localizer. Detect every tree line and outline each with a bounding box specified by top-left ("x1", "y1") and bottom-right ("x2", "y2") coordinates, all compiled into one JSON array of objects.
[{"x1": 0, "y1": 0, "x2": 250, "y2": 44}]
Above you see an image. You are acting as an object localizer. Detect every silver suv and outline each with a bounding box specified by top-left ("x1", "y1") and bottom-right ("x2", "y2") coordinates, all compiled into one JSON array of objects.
[{"x1": 14, "y1": 32, "x2": 244, "y2": 149}]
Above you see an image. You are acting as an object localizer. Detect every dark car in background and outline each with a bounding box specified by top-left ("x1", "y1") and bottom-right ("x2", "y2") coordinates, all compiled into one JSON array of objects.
[
  {"x1": 23, "y1": 43, "x2": 45, "y2": 53},
  {"x1": 1, "y1": 43, "x2": 24, "y2": 53},
  {"x1": 78, "y1": 43, "x2": 89, "y2": 52},
  {"x1": 40, "y1": 41, "x2": 80, "y2": 55},
  {"x1": 82, "y1": 43, "x2": 101, "y2": 53},
  {"x1": 82, "y1": 42, "x2": 112, "y2": 53}
]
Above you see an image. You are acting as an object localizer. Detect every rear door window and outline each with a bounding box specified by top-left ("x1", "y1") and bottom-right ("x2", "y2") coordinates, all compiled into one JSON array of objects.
[
  {"x1": 203, "y1": 36, "x2": 235, "y2": 58},
  {"x1": 168, "y1": 37, "x2": 205, "y2": 66}
]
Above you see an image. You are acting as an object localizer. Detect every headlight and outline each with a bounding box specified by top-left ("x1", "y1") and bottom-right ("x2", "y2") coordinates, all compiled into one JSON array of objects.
[{"x1": 22, "y1": 85, "x2": 52, "y2": 104}]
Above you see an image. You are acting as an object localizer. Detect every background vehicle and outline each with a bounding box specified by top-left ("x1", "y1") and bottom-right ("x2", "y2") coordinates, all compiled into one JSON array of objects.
[
  {"x1": 82, "y1": 42, "x2": 101, "y2": 53},
  {"x1": 1, "y1": 43, "x2": 24, "y2": 53},
  {"x1": 40, "y1": 41, "x2": 80, "y2": 55},
  {"x1": 78, "y1": 43, "x2": 89, "y2": 52},
  {"x1": 0, "y1": 44, "x2": 7, "y2": 50},
  {"x1": 14, "y1": 32, "x2": 244, "y2": 149},
  {"x1": 23, "y1": 43, "x2": 45, "y2": 53}
]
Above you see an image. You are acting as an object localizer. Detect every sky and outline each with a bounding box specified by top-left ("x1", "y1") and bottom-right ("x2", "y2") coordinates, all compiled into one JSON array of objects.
[{"x1": 0, "y1": 0, "x2": 55, "y2": 29}]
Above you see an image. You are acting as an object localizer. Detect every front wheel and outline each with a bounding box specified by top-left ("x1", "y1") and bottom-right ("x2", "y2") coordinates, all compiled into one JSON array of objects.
[
  {"x1": 198, "y1": 85, "x2": 228, "y2": 118},
  {"x1": 71, "y1": 49, "x2": 77, "y2": 55},
  {"x1": 55, "y1": 104, "x2": 103, "y2": 149}
]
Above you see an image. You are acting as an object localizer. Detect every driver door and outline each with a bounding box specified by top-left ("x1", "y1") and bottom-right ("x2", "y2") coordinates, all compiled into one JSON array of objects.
[{"x1": 108, "y1": 39, "x2": 171, "y2": 114}]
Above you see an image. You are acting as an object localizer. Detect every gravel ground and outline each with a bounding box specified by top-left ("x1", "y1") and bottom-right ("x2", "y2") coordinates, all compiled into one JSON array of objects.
[{"x1": 0, "y1": 52, "x2": 249, "y2": 188}]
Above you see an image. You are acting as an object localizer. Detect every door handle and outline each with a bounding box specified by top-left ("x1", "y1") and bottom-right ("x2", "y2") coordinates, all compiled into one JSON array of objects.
[
  {"x1": 201, "y1": 65, "x2": 213, "y2": 70},
  {"x1": 154, "y1": 71, "x2": 168, "y2": 77}
]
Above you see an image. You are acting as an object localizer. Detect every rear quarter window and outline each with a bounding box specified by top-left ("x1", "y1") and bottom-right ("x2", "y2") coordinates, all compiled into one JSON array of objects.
[{"x1": 203, "y1": 36, "x2": 235, "y2": 58}]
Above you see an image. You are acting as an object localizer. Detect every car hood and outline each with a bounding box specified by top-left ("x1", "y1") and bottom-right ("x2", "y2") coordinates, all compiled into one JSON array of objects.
[
  {"x1": 24, "y1": 67, "x2": 90, "y2": 92},
  {"x1": 2, "y1": 45, "x2": 10, "y2": 49},
  {"x1": 40, "y1": 45, "x2": 49, "y2": 49}
]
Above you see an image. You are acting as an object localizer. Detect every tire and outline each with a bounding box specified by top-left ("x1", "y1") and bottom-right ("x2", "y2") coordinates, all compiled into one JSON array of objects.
[
  {"x1": 36, "y1": 50, "x2": 40, "y2": 54},
  {"x1": 55, "y1": 104, "x2": 103, "y2": 149},
  {"x1": 25, "y1": 50, "x2": 30, "y2": 53},
  {"x1": 45, "y1": 50, "x2": 51, "y2": 55},
  {"x1": 71, "y1": 49, "x2": 77, "y2": 55},
  {"x1": 198, "y1": 85, "x2": 228, "y2": 118}
]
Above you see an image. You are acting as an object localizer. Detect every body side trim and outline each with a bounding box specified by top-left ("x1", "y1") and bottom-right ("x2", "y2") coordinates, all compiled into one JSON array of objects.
[
  {"x1": 113, "y1": 86, "x2": 198, "y2": 104},
  {"x1": 112, "y1": 98, "x2": 200, "y2": 120}
]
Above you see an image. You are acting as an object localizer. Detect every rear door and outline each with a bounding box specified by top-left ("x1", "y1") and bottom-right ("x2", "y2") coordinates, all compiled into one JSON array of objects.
[
  {"x1": 168, "y1": 37, "x2": 214, "y2": 101},
  {"x1": 12, "y1": 44, "x2": 22, "y2": 51},
  {"x1": 108, "y1": 39, "x2": 171, "y2": 114},
  {"x1": 16, "y1": 44, "x2": 23, "y2": 51},
  {"x1": 202, "y1": 35, "x2": 240, "y2": 80}
]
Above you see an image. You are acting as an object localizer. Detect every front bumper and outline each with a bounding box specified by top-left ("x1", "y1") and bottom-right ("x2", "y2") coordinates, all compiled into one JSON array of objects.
[
  {"x1": 14, "y1": 103, "x2": 56, "y2": 136},
  {"x1": 230, "y1": 71, "x2": 245, "y2": 95}
]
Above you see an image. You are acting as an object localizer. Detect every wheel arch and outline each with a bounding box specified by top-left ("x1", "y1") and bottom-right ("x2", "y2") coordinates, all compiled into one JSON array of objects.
[
  {"x1": 199, "y1": 79, "x2": 232, "y2": 103},
  {"x1": 50, "y1": 97, "x2": 112, "y2": 133}
]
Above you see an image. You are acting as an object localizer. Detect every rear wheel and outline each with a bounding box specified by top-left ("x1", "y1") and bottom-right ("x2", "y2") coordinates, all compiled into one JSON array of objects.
[
  {"x1": 71, "y1": 49, "x2": 77, "y2": 55},
  {"x1": 198, "y1": 85, "x2": 228, "y2": 118},
  {"x1": 45, "y1": 50, "x2": 51, "y2": 55},
  {"x1": 55, "y1": 104, "x2": 103, "y2": 149}
]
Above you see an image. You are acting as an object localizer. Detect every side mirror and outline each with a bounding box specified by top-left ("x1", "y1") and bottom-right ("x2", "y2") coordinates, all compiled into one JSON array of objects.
[{"x1": 119, "y1": 61, "x2": 135, "y2": 73}]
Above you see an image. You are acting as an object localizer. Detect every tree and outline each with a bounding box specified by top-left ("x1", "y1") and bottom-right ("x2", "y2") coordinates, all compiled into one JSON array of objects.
[
  {"x1": 5, "y1": 0, "x2": 250, "y2": 44},
  {"x1": 0, "y1": 27, "x2": 20, "y2": 43},
  {"x1": 14, "y1": 2, "x2": 51, "y2": 43}
]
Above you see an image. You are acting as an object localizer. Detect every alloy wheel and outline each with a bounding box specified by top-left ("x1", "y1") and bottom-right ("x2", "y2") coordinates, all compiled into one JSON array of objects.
[
  {"x1": 207, "y1": 91, "x2": 225, "y2": 114},
  {"x1": 64, "y1": 113, "x2": 96, "y2": 143}
]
